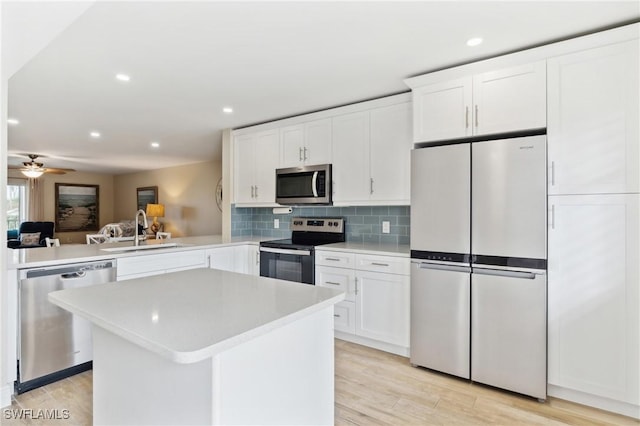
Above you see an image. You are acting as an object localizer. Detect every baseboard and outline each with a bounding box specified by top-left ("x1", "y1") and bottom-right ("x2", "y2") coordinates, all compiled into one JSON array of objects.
[
  {"x1": 334, "y1": 332, "x2": 409, "y2": 357},
  {"x1": 548, "y1": 384, "x2": 639, "y2": 420},
  {"x1": 1, "y1": 384, "x2": 13, "y2": 408}
]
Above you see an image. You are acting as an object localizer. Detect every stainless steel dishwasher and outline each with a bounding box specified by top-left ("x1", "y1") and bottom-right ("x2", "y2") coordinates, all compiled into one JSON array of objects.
[{"x1": 17, "y1": 260, "x2": 116, "y2": 393}]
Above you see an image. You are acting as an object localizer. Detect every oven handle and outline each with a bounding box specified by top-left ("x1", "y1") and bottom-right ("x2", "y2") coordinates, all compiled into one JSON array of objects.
[{"x1": 259, "y1": 247, "x2": 312, "y2": 256}]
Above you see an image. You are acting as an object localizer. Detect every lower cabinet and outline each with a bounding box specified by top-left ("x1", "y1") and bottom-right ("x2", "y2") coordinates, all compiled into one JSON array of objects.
[
  {"x1": 548, "y1": 194, "x2": 639, "y2": 417},
  {"x1": 316, "y1": 250, "x2": 410, "y2": 355},
  {"x1": 117, "y1": 250, "x2": 207, "y2": 281},
  {"x1": 206, "y1": 244, "x2": 259, "y2": 275}
]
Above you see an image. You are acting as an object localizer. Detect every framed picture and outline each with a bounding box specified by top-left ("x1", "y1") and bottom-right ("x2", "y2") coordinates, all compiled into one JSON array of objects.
[
  {"x1": 137, "y1": 186, "x2": 158, "y2": 211},
  {"x1": 55, "y1": 183, "x2": 100, "y2": 232}
]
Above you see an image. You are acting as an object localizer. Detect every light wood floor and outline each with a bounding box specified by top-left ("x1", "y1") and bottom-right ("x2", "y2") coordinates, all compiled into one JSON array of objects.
[{"x1": 4, "y1": 340, "x2": 638, "y2": 425}]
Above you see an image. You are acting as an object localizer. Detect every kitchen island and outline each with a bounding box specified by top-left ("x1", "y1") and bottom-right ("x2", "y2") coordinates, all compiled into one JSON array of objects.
[{"x1": 48, "y1": 267, "x2": 344, "y2": 425}]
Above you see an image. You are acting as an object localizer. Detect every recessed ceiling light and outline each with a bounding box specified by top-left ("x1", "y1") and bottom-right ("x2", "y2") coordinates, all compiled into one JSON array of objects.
[
  {"x1": 222, "y1": 107, "x2": 233, "y2": 114},
  {"x1": 116, "y1": 73, "x2": 131, "y2": 82},
  {"x1": 466, "y1": 37, "x2": 483, "y2": 47},
  {"x1": 90, "y1": 131, "x2": 101, "y2": 138},
  {"x1": 150, "y1": 142, "x2": 160, "y2": 148},
  {"x1": 7, "y1": 118, "x2": 19, "y2": 125}
]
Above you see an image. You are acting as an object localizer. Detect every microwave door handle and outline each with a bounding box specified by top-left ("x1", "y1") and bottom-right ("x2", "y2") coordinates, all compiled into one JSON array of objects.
[{"x1": 312, "y1": 171, "x2": 319, "y2": 197}]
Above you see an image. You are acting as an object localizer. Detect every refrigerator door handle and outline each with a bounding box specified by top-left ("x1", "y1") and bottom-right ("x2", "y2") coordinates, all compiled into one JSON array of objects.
[
  {"x1": 472, "y1": 267, "x2": 536, "y2": 280},
  {"x1": 413, "y1": 261, "x2": 471, "y2": 274}
]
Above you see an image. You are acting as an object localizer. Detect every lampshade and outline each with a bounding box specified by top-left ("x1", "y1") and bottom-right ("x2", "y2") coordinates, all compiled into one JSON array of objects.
[
  {"x1": 21, "y1": 169, "x2": 44, "y2": 178},
  {"x1": 146, "y1": 203, "x2": 165, "y2": 218}
]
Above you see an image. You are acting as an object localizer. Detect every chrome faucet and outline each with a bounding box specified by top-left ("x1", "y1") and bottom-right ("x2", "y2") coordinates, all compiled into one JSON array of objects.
[{"x1": 134, "y1": 209, "x2": 148, "y2": 246}]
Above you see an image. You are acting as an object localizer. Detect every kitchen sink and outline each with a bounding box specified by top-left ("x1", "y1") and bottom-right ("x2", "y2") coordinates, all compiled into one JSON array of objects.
[{"x1": 100, "y1": 243, "x2": 188, "y2": 252}]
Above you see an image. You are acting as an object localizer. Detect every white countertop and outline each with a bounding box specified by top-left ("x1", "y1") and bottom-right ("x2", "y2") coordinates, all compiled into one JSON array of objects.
[
  {"x1": 318, "y1": 242, "x2": 410, "y2": 257},
  {"x1": 7, "y1": 235, "x2": 267, "y2": 270},
  {"x1": 48, "y1": 268, "x2": 344, "y2": 364}
]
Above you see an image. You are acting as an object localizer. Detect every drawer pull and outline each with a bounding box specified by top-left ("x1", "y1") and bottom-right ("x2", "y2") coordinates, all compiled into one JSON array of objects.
[
  {"x1": 325, "y1": 257, "x2": 341, "y2": 262},
  {"x1": 325, "y1": 281, "x2": 341, "y2": 286},
  {"x1": 371, "y1": 262, "x2": 389, "y2": 267},
  {"x1": 334, "y1": 314, "x2": 341, "y2": 318}
]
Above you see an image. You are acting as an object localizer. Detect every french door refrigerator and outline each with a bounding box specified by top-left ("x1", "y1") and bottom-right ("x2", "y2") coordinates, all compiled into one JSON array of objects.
[{"x1": 410, "y1": 133, "x2": 547, "y2": 400}]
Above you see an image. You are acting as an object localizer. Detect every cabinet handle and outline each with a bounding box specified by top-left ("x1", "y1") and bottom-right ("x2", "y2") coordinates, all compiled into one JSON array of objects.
[
  {"x1": 371, "y1": 262, "x2": 389, "y2": 267},
  {"x1": 325, "y1": 281, "x2": 341, "y2": 286},
  {"x1": 299, "y1": 147, "x2": 303, "y2": 161},
  {"x1": 551, "y1": 161, "x2": 555, "y2": 186},
  {"x1": 207, "y1": 255, "x2": 211, "y2": 268},
  {"x1": 325, "y1": 257, "x2": 341, "y2": 262},
  {"x1": 355, "y1": 277, "x2": 358, "y2": 295},
  {"x1": 465, "y1": 106, "x2": 469, "y2": 129},
  {"x1": 550, "y1": 204, "x2": 555, "y2": 230},
  {"x1": 256, "y1": 250, "x2": 260, "y2": 265},
  {"x1": 475, "y1": 105, "x2": 479, "y2": 128},
  {"x1": 370, "y1": 178, "x2": 374, "y2": 194},
  {"x1": 334, "y1": 314, "x2": 341, "y2": 318},
  {"x1": 251, "y1": 185, "x2": 255, "y2": 198},
  {"x1": 304, "y1": 147, "x2": 308, "y2": 161},
  {"x1": 255, "y1": 185, "x2": 259, "y2": 198}
]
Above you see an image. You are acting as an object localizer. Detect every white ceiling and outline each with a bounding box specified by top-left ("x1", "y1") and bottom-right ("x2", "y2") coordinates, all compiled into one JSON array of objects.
[{"x1": 6, "y1": 1, "x2": 639, "y2": 175}]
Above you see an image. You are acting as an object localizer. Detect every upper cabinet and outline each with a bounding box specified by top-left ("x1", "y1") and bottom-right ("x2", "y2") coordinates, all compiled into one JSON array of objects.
[
  {"x1": 410, "y1": 61, "x2": 547, "y2": 143},
  {"x1": 234, "y1": 129, "x2": 279, "y2": 206},
  {"x1": 332, "y1": 99, "x2": 412, "y2": 205},
  {"x1": 280, "y1": 119, "x2": 332, "y2": 168},
  {"x1": 547, "y1": 40, "x2": 639, "y2": 195}
]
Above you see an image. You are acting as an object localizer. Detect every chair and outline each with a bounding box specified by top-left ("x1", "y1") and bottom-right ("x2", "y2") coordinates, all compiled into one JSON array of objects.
[
  {"x1": 8, "y1": 221, "x2": 55, "y2": 249},
  {"x1": 86, "y1": 234, "x2": 108, "y2": 244},
  {"x1": 156, "y1": 232, "x2": 171, "y2": 240},
  {"x1": 45, "y1": 237, "x2": 60, "y2": 247}
]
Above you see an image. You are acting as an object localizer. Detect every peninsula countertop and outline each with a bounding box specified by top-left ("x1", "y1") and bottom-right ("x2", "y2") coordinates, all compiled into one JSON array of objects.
[
  {"x1": 48, "y1": 267, "x2": 345, "y2": 364},
  {"x1": 7, "y1": 235, "x2": 267, "y2": 270}
]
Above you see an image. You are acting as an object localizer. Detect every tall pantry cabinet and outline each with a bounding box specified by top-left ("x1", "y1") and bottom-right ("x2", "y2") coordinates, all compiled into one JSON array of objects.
[{"x1": 546, "y1": 39, "x2": 639, "y2": 417}]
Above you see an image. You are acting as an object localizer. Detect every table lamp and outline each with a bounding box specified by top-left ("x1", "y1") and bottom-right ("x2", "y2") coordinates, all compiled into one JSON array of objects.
[{"x1": 146, "y1": 203, "x2": 165, "y2": 234}]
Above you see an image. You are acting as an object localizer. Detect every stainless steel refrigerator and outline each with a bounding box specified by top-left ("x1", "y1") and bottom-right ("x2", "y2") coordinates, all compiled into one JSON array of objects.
[{"x1": 410, "y1": 134, "x2": 547, "y2": 400}]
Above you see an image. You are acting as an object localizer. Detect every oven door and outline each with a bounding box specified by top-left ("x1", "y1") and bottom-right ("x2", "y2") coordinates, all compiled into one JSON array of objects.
[{"x1": 259, "y1": 247, "x2": 315, "y2": 284}]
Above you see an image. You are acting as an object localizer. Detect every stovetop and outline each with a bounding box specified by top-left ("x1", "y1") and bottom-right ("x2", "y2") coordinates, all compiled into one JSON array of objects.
[{"x1": 259, "y1": 217, "x2": 345, "y2": 250}]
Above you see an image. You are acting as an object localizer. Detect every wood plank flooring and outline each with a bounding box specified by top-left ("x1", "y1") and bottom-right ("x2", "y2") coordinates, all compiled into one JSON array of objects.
[{"x1": 3, "y1": 339, "x2": 637, "y2": 425}]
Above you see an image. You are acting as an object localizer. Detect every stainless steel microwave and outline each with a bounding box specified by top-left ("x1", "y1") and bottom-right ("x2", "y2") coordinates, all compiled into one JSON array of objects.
[{"x1": 275, "y1": 164, "x2": 332, "y2": 205}]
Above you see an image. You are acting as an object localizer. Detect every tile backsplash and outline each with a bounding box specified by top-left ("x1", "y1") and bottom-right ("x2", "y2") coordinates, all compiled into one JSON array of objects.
[{"x1": 231, "y1": 205, "x2": 410, "y2": 245}]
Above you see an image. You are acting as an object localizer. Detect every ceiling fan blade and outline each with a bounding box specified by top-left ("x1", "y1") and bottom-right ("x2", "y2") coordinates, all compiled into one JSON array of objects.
[{"x1": 44, "y1": 168, "x2": 74, "y2": 174}]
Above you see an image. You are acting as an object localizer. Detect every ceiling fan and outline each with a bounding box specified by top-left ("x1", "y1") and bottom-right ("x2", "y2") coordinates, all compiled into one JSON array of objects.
[{"x1": 9, "y1": 154, "x2": 76, "y2": 178}]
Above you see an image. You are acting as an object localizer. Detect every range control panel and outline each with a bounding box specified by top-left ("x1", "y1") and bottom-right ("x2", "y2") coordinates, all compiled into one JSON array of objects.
[{"x1": 290, "y1": 217, "x2": 344, "y2": 233}]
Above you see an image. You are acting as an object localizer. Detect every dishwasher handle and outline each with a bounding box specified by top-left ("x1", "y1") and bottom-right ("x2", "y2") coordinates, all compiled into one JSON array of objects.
[
  {"x1": 61, "y1": 271, "x2": 87, "y2": 279},
  {"x1": 472, "y1": 267, "x2": 536, "y2": 280},
  {"x1": 24, "y1": 260, "x2": 115, "y2": 279}
]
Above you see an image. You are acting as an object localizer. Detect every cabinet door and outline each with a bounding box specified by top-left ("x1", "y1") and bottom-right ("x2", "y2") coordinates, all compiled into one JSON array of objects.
[
  {"x1": 316, "y1": 265, "x2": 355, "y2": 302},
  {"x1": 412, "y1": 77, "x2": 472, "y2": 143},
  {"x1": 207, "y1": 247, "x2": 235, "y2": 272},
  {"x1": 234, "y1": 133, "x2": 256, "y2": 204},
  {"x1": 547, "y1": 41, "x2": 639, "y2": 195},
  {"x1": 280, "y1": 124, "x2": 304, "y2": 168},
  {"x1": 304, "y1": 119, "x2": 332, "y2": 165},
  {"x1": 355, "y1": 270, "x2": 410, "y2": 347},
  {"x1": 333, "y1": 301, "x2": 356, "y2": 334},
  {"x1": 548, "y1": 194, "x2": 639, "y2": 404},
  {"x1": 253, "y1": 130, "x2": 279, "y2": 204},
  {"x1": 472, "y1": 61, "x2": 546, "y2": 136},
  {"x1": 370, "y1": 102, "x2": 412, "y2": 203},
  {"x1": 332, "y1": 112, "x2": 370, "y2": 203}
]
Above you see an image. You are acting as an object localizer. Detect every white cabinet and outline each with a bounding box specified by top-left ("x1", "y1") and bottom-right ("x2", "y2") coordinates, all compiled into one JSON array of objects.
[
  {"x1": 332, "y1": 100, "x2": 412, "y2": 205},
  {"x1": 411, "y1": 61, "x2": 546, "y2": 143},
  {"x1": 331, "y1": 111, "x2": 370, "y2": 203},
  {"x1": 280, "y1": 119, "x2": 332, "y2": 168},
  {"x1": 548, "y1": 194, "x2": 639, "y2": 410},
  {"x1": 354, "y1": 269, "x2": 410, "y2": 347},
  {"x1": 547, "y1": 40, "x2": 639, "y2": 195},
  {"x1": 117, "y1": 250, "x2": 207, "y2": 281},
  {"x1": 206, "y1": 244, "x2": 259, "y2": 275},
  {"x1": 234, "y1": 129, "x2": 279, "y2": 205},
  {"x1": 315, "y1": 250, "x2": 410, "y2": 355}
]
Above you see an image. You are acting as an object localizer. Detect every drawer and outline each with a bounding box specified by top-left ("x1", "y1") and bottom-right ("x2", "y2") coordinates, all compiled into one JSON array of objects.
[
  {"x1": 315, "y1": 250, "x2": 355, "y2": 268},
  {"x1": 333, "y1": 301, "x2": 356, "y2": 334},
  {"x1": 117, "y1": 250, "x2": 207, "y2": 278},
  {"x1": 316, "y1": 266, "x2": 355, "y2": 302},
  {"x1": 355, "y1": 254, "x2": 410, "y2": 275}
]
